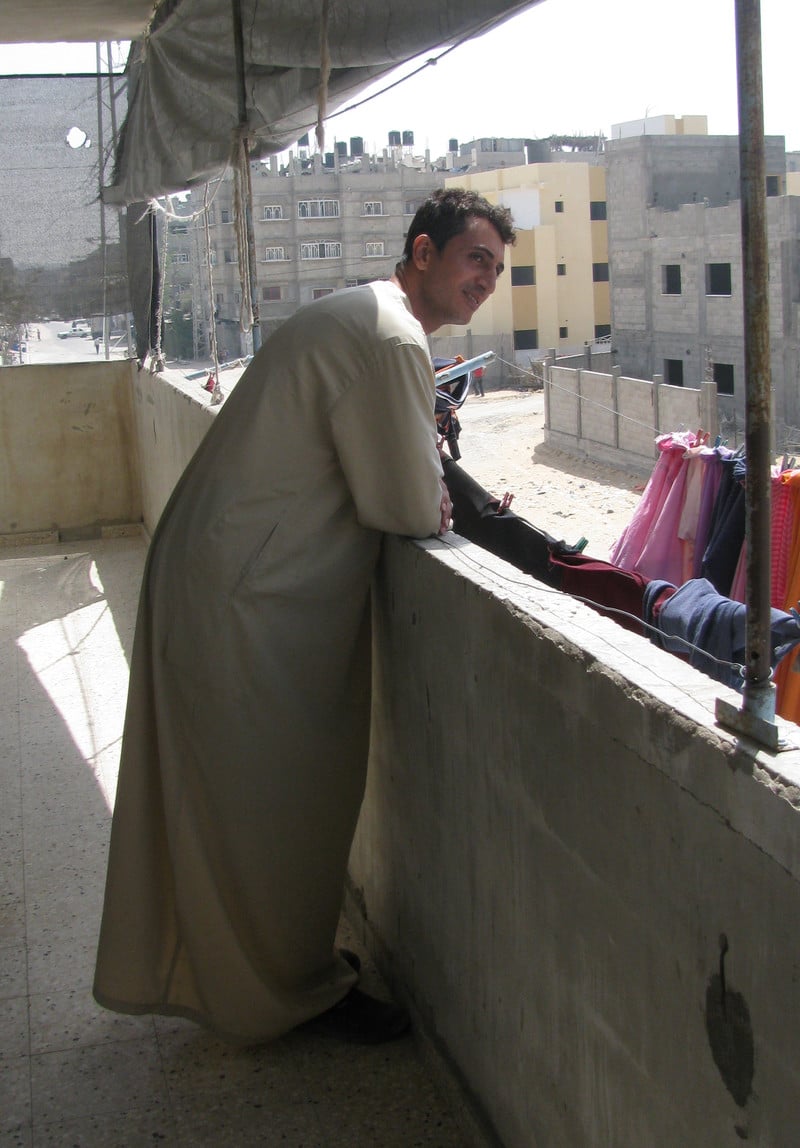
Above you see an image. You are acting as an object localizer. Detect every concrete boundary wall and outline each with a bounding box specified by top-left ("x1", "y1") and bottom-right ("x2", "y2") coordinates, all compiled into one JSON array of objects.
[
  {"x1": 349, "y1": 535, "x2": 800, "y2": 1148},
  {"x1": 545, "y1": 364, "x2": 719, "y2": 473},
  {"x1": 0, "y1": 360, "x2": 141, "y2": 539}
]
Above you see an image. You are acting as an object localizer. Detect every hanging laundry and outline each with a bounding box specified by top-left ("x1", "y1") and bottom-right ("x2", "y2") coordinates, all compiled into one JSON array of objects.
[{"x1": 646, "y1": 577, "x2": 800, "y2": 693}]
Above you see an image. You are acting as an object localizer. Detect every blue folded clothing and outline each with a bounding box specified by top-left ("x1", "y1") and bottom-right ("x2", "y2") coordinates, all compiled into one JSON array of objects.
[{"x1": 650, "y1": 577, "x2": 800, "y2": 690}]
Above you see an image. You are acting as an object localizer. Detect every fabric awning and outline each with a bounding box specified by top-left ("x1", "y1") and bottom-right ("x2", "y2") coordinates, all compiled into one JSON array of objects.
[{"x1": 104, "y1": 0, "x2": 540, "y2": 204}]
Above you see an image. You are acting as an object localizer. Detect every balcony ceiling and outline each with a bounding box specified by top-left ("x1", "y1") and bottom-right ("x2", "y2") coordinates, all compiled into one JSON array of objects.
[
  {"x1": 1, "y1": 0, "x2": 541, "y2": 204},
  {"x1": 0, "y1": 0, "x2": 153, "y2": 43}
]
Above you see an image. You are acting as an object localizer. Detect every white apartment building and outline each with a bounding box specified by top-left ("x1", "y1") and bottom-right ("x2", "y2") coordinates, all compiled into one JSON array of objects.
[{"x1": 182, "y1": 153, "x2": 445, "y2": 360}]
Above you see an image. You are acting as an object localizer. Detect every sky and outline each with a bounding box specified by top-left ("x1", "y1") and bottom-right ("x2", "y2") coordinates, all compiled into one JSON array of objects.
[{"x1": 0, "y1": 0, "x2": 796, "y2": 154}]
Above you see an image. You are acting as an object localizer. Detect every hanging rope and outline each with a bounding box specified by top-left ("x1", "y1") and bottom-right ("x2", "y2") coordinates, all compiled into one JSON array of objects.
[
  {"x1": 315, "y1": 0, "x2": 331, "y2": 153},
  {"x1": 149, "y1": 200, "x2": 169, "y2": 372},
  {"x1": 202, "y1": 183, "x2": 223, "y2": 404},
  {"x1": 232, "y1": 133, "x2": 255, "y2": 334}
]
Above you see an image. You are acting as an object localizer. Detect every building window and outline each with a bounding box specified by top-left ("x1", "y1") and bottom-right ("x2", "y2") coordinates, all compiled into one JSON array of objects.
[
  {"x1": 404, "y1": 200, "x2": 421, "y2": 215},
  {"x1": 594, "y1": 324, "x2": 611, "y2": 339},
  {"x1": 664, "y1": 358, "x2": 684, "y2": 386},
  {"x1": 215, "y1": 292, "x2": 224, "y2": 305},
  {"x1": 169, "y1": 222, "x2": 189, "y2": 235},
  {"x1": 170, "y1": 252, "x2": 189, "y2": 263},
  {"x1": 221, "y1": 208, "x2": 231, "y2": 224},
  {"x1": 313, "y1": 288, "x2": 335, "y2": 300},
  {"x1": 514, "y1": 329, "x2": 538, "y2": 351},
  {"x1": 713, "y1": 362, "x2": 735, "y2": 395},
  {"x1": 298, "y1": 199, "x2": 340, "y2": 219},
  {"x1": 592, "y1": 262, "x2": 609, "y2": 282},
  {"x1": 365, "y1": 241, "x2": 385, "y2": 257},
  {"x1": 345, "y1": 278, "x2": 373, "y2": 287},
  {"x1": 265, "y1": 246, "x2": 287, "y2": 261},
  {"x1": 706, "y1": 263, "x2": 732, "y2": 296},
  {"x1": 590, "y1": 201, "x2": 607, "y2": 221},
  {"x1": 557, "y1": 264, "x2": 566, "y2": 277},
  {"x1": 262, "y1": 285, "x2": 282, "y2": 301},
  {"x1": 262, "y1": 205, "x2": 283, "y2": 221},
  {"x1": 300, "y1": 241, "x2": 342, "y2": 259},
  {"x1": 511, "y1": 265, "x2": 535, "y2": 286},
  {"x1": 766, "y1": 175, "x2": 779, "y2": 197},
  {"x1": 223, "y1": 249, "x2": 237, "y2": 264},
  {"x1": 662, "y1": 264, "x2": 682, "y2": 294},
  {"x1": 363, "y1": 201, "x2": 383, "y2": 215},
  {"x1": 555, "y1": 201, "x2": 564, "y2": 213},
  {"x1": 559, "y1": 326, "x2": 568, "y2": 339}
]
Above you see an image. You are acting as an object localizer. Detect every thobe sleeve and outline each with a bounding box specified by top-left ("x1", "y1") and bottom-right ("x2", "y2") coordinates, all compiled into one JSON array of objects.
[{"x1": 330, "y1": 339, "x2": 443, "y2": 538}]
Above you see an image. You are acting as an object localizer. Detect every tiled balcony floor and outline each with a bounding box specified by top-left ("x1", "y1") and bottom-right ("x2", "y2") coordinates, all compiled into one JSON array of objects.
[{"x1": 1, "y1": 535, "x2": 474, "y2": 1147}]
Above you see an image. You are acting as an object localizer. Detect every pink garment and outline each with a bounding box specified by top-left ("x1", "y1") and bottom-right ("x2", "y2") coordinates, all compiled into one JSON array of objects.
[
  {"x1": 609, "y1": 433, "x2": 696, "y2": 572},
  {"x1": 772, "y1": 472, "x2": 797, "y2": 609},
  {"x1": 635, "y1": 452, "x2": 693, "y2": 585},
  {"x1": 677, "y1": 449, "x2": 709, "y2": 584}
]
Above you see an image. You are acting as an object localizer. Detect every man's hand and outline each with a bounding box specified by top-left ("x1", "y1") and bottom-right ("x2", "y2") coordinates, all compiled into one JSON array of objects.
[{"x1": 438, "y1": 479, "x2": 453, "y2": 535}]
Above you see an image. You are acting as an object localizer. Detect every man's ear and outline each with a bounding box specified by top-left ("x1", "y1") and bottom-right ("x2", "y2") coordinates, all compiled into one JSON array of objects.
[{"x1": 411, "y1": 233, "x2": 434, "y2": 270}]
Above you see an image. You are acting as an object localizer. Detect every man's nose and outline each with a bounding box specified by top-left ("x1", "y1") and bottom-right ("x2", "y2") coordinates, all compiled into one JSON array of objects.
[{"x1": 482, "y1": 266, "x2": 498, "y2": 295}]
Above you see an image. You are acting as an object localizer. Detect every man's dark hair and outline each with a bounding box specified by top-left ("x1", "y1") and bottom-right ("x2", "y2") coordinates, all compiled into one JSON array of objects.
[{"x1": 400, "y1": 187, "x2": 516, "y2": 265}]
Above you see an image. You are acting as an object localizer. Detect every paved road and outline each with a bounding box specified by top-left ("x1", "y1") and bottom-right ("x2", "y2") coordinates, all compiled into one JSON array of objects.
[{"x1": 16, "y1": 321, "x2": 131, "y2": 365}]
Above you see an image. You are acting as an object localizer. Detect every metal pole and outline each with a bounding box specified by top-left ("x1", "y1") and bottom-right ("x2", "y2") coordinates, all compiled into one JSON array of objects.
[
  {"x1": 95, "y1": 44, "x2": 109, "y2": 358},
  {"x1": 232, "y1": 0, "x2": 262, "y2": 353},
  {"x1": 736, "y1": 0, "x2": 774, "y2": 721}
]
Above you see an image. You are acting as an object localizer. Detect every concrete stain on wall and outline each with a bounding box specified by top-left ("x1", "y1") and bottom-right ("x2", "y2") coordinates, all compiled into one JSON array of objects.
[{"x1": 705, "y1": 934, "x2": 754, "y2": 1109}]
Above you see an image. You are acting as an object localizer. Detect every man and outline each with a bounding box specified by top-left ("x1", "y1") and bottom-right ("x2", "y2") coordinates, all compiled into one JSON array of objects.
[{"x1": 93, "y1": 188, "x2": 515, "y2": 1045}]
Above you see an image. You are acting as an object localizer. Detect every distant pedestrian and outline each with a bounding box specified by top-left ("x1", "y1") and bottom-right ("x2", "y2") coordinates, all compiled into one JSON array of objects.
[
  {"x1": 94, "y1": 338, "x2": 101, "y2": 354},
  {"x1": 473, "y1": 365, "x2": 485, "y2": 396}
]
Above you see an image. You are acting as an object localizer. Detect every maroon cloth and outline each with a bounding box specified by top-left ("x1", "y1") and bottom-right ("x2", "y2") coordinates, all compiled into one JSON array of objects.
[{"x1": 548, "y1": 550, "x2": 655, "y2": 635}]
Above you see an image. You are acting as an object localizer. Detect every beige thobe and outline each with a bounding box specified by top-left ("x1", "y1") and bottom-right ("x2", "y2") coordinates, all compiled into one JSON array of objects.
[{"x1": 93, "y1": 281, "x2": 442, "y2": 1042}]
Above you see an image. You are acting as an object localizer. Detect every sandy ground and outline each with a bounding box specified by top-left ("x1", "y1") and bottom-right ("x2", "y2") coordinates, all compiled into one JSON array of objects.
[{"x1": 451, "y1": 387, "x2": 648, "y2": 560}]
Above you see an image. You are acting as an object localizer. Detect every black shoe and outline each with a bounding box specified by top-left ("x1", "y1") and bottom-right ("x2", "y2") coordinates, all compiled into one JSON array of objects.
[
  {"x1": 304, "y1": 987, "x2": 410, "y2": 1045},
  {"x1": 338, "y1": 948, "x2": 361, "y2": 975}
]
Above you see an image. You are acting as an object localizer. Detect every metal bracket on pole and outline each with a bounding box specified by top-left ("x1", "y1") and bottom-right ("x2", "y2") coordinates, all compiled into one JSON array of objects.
[{"x1": 715, "y1": 690, "x2": 780, "y2": 751}]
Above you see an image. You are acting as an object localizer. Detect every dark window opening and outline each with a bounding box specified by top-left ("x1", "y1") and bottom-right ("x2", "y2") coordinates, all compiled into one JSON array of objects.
[
  {"x1": 511, "y1": 265, "x2": 535, "y2": 286},
  {"x1": 766, "y1": 175, "x2": 779, "y2": 197},
  {"x1": 557, "y1": 264, "x2": 566, "y2": 277},
  {"x1": 514, "y1": 329, "x2": 538, "y2": 351},
  {"x1": 592, "y1": 263, "x2": 609, "y2": 282},
  {"x1": 664, "y1": 358, "x2": 684, "y2": 386},
  {"x1": 662, "y1": 264, "x2": 682, "y2": 294},
  {"x1": 594, "y1": 324, "x2": 611, "y2": 339},
  {"x1": 713, "y1": 362, "x2": 735, "y2": 395},
  {"x1": 559, "y1": 326, "x2": 568, "y2": 339},
  {"x1": 262, "y1": 285, "x2": 282, "y2": 301},
  {"x1": 555, "y1": 201, "x2": 564, "y2": 213},
  {"x1": 706, "y1": 263, "x2": 732, "y2": 296},
  {"x1": 590, "y1": 201, "x2": 607, "y2": 221}
]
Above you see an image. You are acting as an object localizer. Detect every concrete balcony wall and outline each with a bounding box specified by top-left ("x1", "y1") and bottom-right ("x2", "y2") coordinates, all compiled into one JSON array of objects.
[
  {"x1": 129, "y1": 366, "x2": 217, "y2": 534},
  {"x1": 349, "y1": 535, "x2": 800, "y2": 1148},
  {"x1": 0, "y1": 360, "x2": 142, "y2": 539},
  {"x1": 7, "y1": 363, "x2": 800, "y2": 1146}
]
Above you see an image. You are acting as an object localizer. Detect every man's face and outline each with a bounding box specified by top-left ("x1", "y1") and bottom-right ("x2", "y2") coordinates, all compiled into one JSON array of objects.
[{"x1": 412, "y1": 216, "x2": 506, "y2": 333}]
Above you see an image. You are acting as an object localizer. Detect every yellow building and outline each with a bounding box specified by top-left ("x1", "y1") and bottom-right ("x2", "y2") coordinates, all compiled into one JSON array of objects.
[{"x1": 444, "y1": 163, "x2": 610, "y2": 361}]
